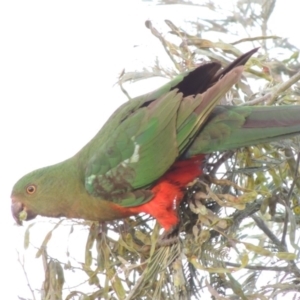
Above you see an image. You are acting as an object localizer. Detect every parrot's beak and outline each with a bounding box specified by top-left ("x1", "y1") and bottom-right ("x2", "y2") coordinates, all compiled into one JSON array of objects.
[
  {"x1": 11, "y1": 198, "x2": 36, "y2": 225},
  {"x1": 11, "y1": 200, "x2": 24, "y2": 225}
]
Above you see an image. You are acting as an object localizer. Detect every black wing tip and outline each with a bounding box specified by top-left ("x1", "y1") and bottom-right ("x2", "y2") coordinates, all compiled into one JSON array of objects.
[
  {"x1": 213, "y1": 47, "x2": 259, "y2": 81},
  {"x1": 172, "y1": 62, "x2": 222, "y2": 97},
  {"x1": 172, "y1": 48, "x2": 259, "y2": 97}
]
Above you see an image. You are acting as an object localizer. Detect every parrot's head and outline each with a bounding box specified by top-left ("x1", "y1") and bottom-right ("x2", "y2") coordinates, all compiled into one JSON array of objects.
[{"x1": 11, "y1": 164, "x2": 70, "y2": 224}]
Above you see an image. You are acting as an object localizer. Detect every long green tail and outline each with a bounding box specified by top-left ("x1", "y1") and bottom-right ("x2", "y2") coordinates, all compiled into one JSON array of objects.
[{"x1": 185, "y1": 105, "x2": 300, "y2": 157}]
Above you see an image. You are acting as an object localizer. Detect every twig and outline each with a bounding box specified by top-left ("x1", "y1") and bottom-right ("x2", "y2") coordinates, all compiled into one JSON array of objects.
[
  {"x1": 266, "y1": 71, "x2": 300, "y2": 105},
  {"x1": 145, "y1": 20, "x2": 182, "y2": 72},
  {"x1": 252, "y1": 215, "x2": 300, "y2": 278},
  {"x1": 209, "y1": 150, "x2": 235, "y2": 177},
  {"x1": 281, "y1": 151, "x2": 300, "y2": 245},
  {"x1": 231, "y1": 35, "x2": 280, "y2": 46},
  {"x1": 251, "y1": 215, "x2": 286, "y2": 252},
  {"x1": 271, "y1": 214, "x2": 300, "y2": 224},
  {"x1": 240, "y1": 70, "x2": 300, "y2": 106},
  {"x1": 16, "y1": 251, "x2": 36, "y2": 300},
  {"x1": 239, "y1": 93, "x2": 272, "y2": 106},
  {"x1": 223, "y1": 261, "x2": 291, "y2": 272},
  {"x1": 285, "y1": 149, "x2": 300, "y2": 191}
]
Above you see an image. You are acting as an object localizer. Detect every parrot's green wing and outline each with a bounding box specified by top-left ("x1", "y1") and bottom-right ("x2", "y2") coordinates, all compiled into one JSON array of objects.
[
  {"x1": 83, "y1": 65, "x2": 245, "y2": 207},
  {"x1": 84, "y1": 88, "x2": 184, "y2": 206}
]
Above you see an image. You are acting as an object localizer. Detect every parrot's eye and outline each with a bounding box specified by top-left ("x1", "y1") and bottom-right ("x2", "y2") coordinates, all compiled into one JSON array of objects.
[{"x1": 26, "y1": 184, "x2": 36, "y2": 195}]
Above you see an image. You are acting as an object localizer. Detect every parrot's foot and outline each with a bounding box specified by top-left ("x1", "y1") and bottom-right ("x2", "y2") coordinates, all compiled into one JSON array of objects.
[{"x1": 157, "y1": 225, "x2": 180, "y2": 247}]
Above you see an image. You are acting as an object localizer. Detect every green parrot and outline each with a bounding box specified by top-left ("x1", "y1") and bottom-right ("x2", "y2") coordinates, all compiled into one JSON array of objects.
[{"x1": 10, "y1": 48, "x2": 300, "y2": 231}]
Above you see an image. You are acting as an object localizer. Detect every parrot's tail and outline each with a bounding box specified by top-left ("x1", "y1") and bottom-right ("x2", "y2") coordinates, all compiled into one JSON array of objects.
[{"x1": 186, "y1": 105, "x2": 300, "y2": 156}]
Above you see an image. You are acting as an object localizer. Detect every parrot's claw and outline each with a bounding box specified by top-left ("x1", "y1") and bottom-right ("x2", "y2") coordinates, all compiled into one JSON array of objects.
[{"x1": 157, "y1": 225, "x2": 180, "y2": 247}]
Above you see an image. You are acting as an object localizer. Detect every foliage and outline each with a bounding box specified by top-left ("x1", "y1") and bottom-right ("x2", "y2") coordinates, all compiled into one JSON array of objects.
[{"x1": 19, "y1": 0, "x2": 300, "y2": 299}]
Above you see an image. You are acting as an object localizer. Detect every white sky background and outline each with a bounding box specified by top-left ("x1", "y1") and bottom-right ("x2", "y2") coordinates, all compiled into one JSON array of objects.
[{"x1": 1, "y1": 0, "x2": 300, "y2": 298}]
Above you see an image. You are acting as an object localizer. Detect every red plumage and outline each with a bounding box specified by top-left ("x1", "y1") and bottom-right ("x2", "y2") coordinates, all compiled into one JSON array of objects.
[{"x1": 128, "y1": 155, "x2": 205, "y2": 230}]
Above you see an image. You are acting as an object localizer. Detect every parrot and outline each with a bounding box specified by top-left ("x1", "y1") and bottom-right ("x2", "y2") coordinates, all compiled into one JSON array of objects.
[{"x1": 10, "y1": 48, "x2": 300, "y2": 232}]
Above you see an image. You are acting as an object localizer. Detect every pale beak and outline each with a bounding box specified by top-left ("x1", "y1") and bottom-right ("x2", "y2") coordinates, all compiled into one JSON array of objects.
[{"x1": 11, "y1": 200, "x2": 24, "y2": 225}]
